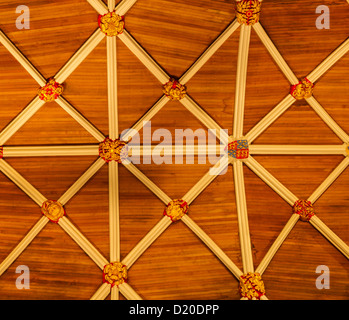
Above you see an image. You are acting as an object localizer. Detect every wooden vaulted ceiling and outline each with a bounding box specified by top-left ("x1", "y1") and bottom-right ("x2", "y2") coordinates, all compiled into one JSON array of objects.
[{"x1": 0, "y1": 0, "x2": 348, "y2": 300}]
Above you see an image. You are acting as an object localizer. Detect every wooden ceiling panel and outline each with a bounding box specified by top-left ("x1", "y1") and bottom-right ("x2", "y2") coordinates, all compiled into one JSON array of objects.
[
  {"x1": 252, "y1": 155, "x2": 345, "y2": 200},
  {"x1": 186, "y1": 34, "x2": 239, "y2": 135},
  {"x1": 0, "y1": 223, "x2": 102, "y2": 300},
  {"x1": 4, "y1": 156, "x2": 100, "y2": 199},
  {"x1": 253, "y1": 105, "x2": 344, "y2": 145},
  {"x1": 243, "y1": 30, "x2": 291, "y2": 135},
  {"x1": 137, "y1": 100, "x2": 213, "y2": 145},
  {"x1": 315, "y1": 165, "x2": 349, "y2": 244},
  {"x1": 260, "y1": 0, "x2": 349, "y2": 79},
  {"x1": 0, "y1": 45, "x2": 38, "y2": 133},
  {"x1": 5, "y1": 101, "x2": 98, "y2": 145},
  {"x1": 134, "y1": 157, "x2": 213, "y2": 200},
  {"x1": 0, "y1": 0, "x2": 98, "y2": 78},
  {"x1": 263, "y1": 223, "x2": 349, "y2": 300},
  {"x1": 188, "y1": 165, "x2": 243, "y2": 271},
  {"x1": 0, "y1": 171, "x2": 42, "y2": 263},
  {"x1": 125, "y1": 0, "x2": 235, "y2": 77},
  {"x1": 312, "y1": 54, "x2": 349, "y2": 135},
  {"x1": 244, "y1": 164, "x2": 295, "y2": 270},
  {"x1": 119, "y1": 165, "x2": 166, "y2": 259},
  {"x1": 64, "y1": 164, "x2": 110, "y2": 260},
  {"x1": 62, "y1": 39, "x2": 109, "y2": 137},
  {"x1": 0, "y1": 0, "x2": 348, "y2": 300},
  {"x1": 117, "y1": 37, "x2": 165, "y2": 134},
  {"x1": 127, "y1": 222, "x2": 240, "y2": 300}
]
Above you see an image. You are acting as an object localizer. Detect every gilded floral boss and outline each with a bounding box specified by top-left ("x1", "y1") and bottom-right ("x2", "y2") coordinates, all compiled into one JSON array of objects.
[
  {"x1": 99, "y1": 137, "x2": 129, "y2": 163},
  {"x1": 163, "y1": 78, "x2": 187, "y2": 101},
  {"x1": 235, "y1": 0, "x2": 262, "y2": 26},
  {"x1": 239, "y1": 272, "x2": 266, "y2": 299},
  {"x1": 290, "y1": 78, "x2": 314, "y2": 100},
  {"x1": 103, "y1": 262, "x2": 128, "y2": 287},
  {"x1": 164, "y1": 199, "x2": 189, "y2": 222},
  {"x1": 293, "y1": 200, "x2": 315, "y2": 222},
  {"x1": 98, "y1": 11, "x2": 125, "y2": 37},
  {"x1": 41, "y1": 200, "x2": 65, "y2": 223},
  {"x1": 38, "y1": 78, "x2": 63, "y2": 102}
]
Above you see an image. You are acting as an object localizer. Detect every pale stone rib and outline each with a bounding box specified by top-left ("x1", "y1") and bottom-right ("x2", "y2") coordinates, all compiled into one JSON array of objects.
[
  {"x1": 180, "y1": 20, "x2": 240, "y2": 85},
  {"x1": 307, "y1": 38, "x2": 349, "y2": 83},
  {"x1": 306, "y1": 96, "x2": 349, "y2": 144},
  {"x1": 182, "y1": 157, "x2": 231, "y2": 205},
  {"x1": 233, "y1": 24, "x2": 251, "y2": 138},
  {"x1": 108, "y1": 0, "x2": 116, "y2": 12},
  {"x1": 308, "y1": 157, "x2": 349, "y2": 204},
  {"x1": 245, "y1": 94, "x2": 296, "y2": 143},
  {"x1": 0, "y1": 29, "x2": 46, "y2": 86},
  {"x1": 180, "y1": 95, "x2": 229, "y2": 144},
  {"x1": 55, "y1": 29, "x2": 106, "y2": 84},
  {"x1": 0, "y1": 216, "x2": 49, "y2": 277},
  {"x1": 107, "y1": 36, "x2": 118, "y2": 140},
  {"x1": 0, "y1": 97, "x2": 46, "y2": 146},
  {"x1": 3, "y1": 145, "x2": 99, "y2": 157},
  {"x1": 86, "y1": 0, "x2": 108, "y2": 15},
  {"x1": 249, "y1": 144, "x2": 346, "y2": 155},
  {"x1": 233, "y1": 161, "x2": 254, "y2": 273},
  {"x1": 129, "y1": 145, "x2": 223, "y2": 157},
  {"x1": 252, "y1": 23, "x2": 298, "y2": 84},
  {"x1": 56, "y1": 96, "x2": 105, "y2": 142},
  {"x1": 58, "y1": 158, "x2": 105, "y2": 206},
  {"x1": 111, "y1": 286, "x2": 119, "y2": 300},
  {"x1": 118, "y1": 30, "x2": 169, "y2": 84},
  {"x1": 121, "y1": 95, "x2": 169, "y2": 141},
  {"x1": 122, "y1": 216, "x2": 172, "y2": 268},
  {"x1": 115, "y1": 0, "x2": 139, "y2": 16},
  {"x1": 310, "y1": 215, "x2": 349, "y2": 259},
  {"x1": 181, "y1": 215, "x2": 243, "y2": 279},
  {"x1": 255, "y1": 214, "x2": 300, "y2": 275},
  {"x1": 90, "y1": 283, "x2": 111, "y2": 300},
  {"x1": 123, "y1": 161, "x2": 172, "y2": 204},
  {"x1": 109, "y1": 161, "x2": 120, "y2": 262},
  {"x1": 245, "y1": 156, "x2": 298, "y2": 206},
  {"x1": 59, "y1": 217, "x2": 109, "y2": 270},
  {"x1": 0, "y1": 158, "x2": 47, "y2": 206},
  {"x1": 119, "y1": 282, "x2": 143, "y2": 300}
]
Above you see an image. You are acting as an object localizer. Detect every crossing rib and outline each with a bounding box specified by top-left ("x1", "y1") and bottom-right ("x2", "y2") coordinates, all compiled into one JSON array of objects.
[
  {"x1": 233, "y1": 24, "x2": 251, "y2": 138},
  {"x1": 0, "y1": 158, "x2": 47, "y2": 206}
]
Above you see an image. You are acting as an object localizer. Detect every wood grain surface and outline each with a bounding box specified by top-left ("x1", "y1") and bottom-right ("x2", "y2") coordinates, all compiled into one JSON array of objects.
[{"x1": 0, "y1": 0, "x2": 348, "y2": 300}]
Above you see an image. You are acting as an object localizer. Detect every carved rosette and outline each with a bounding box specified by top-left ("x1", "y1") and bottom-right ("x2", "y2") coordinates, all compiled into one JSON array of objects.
[
  {"x1": 236, "y1": 0, "x2": 262, "y2": 26},
  {"x1": 41, "y1": 200, "x2": 65, "y2": 223},
  {"x1": 293, "y1": 200, "x2": 315, "y2": 222},
  {"x1": 290, "y1": 78, "x2": 314, "y2": 100},
  {"x1": 38, "y1": 78, "x2": 63, "y2": 102},
  {"x1": 239, "y1": 272, "x2": 266, "y2": 300},
  {"x1": 163, "y1": 199, "x2": 189, "y2": 222},
  {"x1": 99, "y1": 138, "x2": 129, "y2": 163},
  {"x1": 163, "y1": 78, "x2": 186, "y2": 100},
  {"x1": 225, "y1": 139, "x2": 249, "y2": 159},
  {"x1": 103, "y1": 262, "x2": 128, "y2": 287},
  {"x1": 98, "y1": 11, "x2": 125, "y2": 37},
  {"x1": 0, "y1": 146, "x2": 3, "y2": 159}
]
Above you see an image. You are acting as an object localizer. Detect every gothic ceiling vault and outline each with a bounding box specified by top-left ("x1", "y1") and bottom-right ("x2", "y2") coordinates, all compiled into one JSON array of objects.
[{"x1": 0, "y1": 0, "x2": 348, "y2": 300}]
